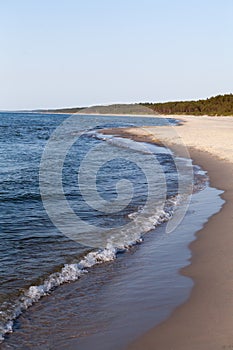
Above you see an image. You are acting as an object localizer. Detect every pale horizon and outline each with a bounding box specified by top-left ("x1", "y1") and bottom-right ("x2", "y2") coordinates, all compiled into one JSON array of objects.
[{"x1": 1, "y1": 0, "x2": 233, "y2": 110}]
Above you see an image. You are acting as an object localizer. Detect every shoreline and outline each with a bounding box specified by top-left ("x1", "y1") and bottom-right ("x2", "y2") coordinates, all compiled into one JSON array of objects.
[
  {"x1": 130, "y1": 150, "x2": 233, "y2": 350},
  {"x1": 5, "y1": 110, "x2": 232, "y2": 118},
  {"x1": 101, "y1": 115, "x2": 233, "y2": 349},
  {"x1": 1, "y1": 114, "x2": 232, "y2": 348}
]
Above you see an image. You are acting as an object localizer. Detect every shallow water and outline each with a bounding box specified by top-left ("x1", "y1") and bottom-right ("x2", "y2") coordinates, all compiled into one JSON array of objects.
[
  {"x1": 2, "y1": 187, "x2": 223, "y2": 350},
  {"x1": 0, "y1": 112, "x2": 223, "y2": 348}
]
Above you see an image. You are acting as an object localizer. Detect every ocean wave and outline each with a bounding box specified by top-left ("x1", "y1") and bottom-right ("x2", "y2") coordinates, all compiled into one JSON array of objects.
[
  {"x1": 0, "y1": 197, "x2": 179, "y2": 343},
  {"x1": 0, "y1": 246, "x2": 116, "y2": 342},
  {"x1": 0, "y1": 131, "x2": 209, "y2": 343},
  {"x1": 0, "y1": 179, "x2": 208, "y2": 343},
  {"x1": 88, "y1": 131, "x2": 156, "y2": 154}
]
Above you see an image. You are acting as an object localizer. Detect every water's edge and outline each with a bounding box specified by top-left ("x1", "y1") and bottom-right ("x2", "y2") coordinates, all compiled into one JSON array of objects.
[{"x1": 2, "y1": 136, "x2": 224, "y2": 349}]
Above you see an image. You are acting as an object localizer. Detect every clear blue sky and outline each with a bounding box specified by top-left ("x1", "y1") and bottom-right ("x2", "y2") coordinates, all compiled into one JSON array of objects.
[{"x1": 1, "y1": 0, "x2": 232, "y2": 110}]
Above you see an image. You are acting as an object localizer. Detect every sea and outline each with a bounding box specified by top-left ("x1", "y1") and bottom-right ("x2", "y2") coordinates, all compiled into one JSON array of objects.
[{"x1": 0, "y1": 112, "x2": 224, "y2": 349}]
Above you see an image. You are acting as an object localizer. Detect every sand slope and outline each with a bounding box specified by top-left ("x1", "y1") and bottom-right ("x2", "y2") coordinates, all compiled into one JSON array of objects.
[{"x1": 113, "y1": 115, "x2": 233, "y2": 350}]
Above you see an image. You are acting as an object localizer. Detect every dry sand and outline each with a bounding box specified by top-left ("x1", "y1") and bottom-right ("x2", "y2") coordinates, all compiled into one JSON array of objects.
[
  {"x1": 103, "y1": 115, "x2": 233, "y2": 349},
  {"x1": 103, "y1": 115, "x2": 233, "y2": 163}
]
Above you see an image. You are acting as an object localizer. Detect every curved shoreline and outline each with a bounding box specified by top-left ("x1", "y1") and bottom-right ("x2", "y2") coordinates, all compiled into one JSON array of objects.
[
  {"x1": 101, "y1": 115, "x2": 233, "y2": 349},
  {"x1": 129, "y1": 150, "x2": 233, "y2": 350}
]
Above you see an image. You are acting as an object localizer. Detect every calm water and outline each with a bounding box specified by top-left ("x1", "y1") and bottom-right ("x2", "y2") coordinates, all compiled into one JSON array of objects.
[{"x1": 0, "y1": 112, "x2": 223, "y2": 349}]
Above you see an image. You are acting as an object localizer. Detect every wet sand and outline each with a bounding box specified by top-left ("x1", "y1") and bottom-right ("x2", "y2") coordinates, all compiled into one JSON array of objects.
[
  {"x1": 102, "y1": 115, "x2": 233, "y2": 349},
  {"x1": 130, "y1": 151, "x2": 233, "y2": 350}
]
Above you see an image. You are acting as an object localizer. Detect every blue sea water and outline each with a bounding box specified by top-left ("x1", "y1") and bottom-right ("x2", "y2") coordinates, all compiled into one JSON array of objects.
[{"x1": 0, "y1": 112, "x2": 223, "y2": 349}]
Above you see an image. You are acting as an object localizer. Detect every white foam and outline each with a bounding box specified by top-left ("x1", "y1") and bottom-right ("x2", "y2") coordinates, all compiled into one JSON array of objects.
[
  {"x1": 91, "y1": 131, "x2": 155, "y2": 154},
  {"x1": 0, "y1": 246, "x2": 117, "y2": 342},
  {"x1": 0, "y1": 186, "x2": 203, "y2": 343}
]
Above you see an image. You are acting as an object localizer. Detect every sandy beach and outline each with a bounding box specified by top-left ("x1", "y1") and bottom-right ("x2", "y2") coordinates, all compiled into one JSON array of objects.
[{"x1": 103, "y1": 115, "x2": 233, "y2": 349}]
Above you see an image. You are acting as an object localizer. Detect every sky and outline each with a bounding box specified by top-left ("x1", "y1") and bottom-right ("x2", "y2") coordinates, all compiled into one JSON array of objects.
[{"x1": 1, "y1": 0, "x2": 233, "y2": 110}]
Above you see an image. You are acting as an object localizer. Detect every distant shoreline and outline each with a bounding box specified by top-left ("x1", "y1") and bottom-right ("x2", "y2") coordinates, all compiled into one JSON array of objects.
[
  {"x1": 1, "y1": 110, "x2": 233, "y2": 118},
  {"x1": 3, "y1": 93, "x2": 232, "y2": 117}
]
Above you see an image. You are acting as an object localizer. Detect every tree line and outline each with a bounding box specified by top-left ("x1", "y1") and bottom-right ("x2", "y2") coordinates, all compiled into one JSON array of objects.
[{"x1": 141, "y1": 94, "x2": 233, "y2": 116}]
